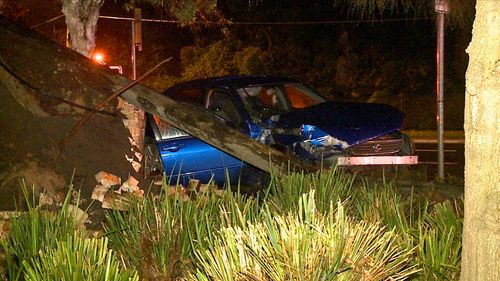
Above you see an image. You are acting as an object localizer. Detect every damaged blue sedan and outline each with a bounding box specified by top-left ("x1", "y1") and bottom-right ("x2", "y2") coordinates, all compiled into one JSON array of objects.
[{"x1": 143, "y1": 75, "x2": 417, "y2": 185}]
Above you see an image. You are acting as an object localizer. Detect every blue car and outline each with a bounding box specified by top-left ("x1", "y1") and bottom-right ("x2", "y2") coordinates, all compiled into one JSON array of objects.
[{"x1": 143, "y1": 75, "x2": 417, "y2": 186}]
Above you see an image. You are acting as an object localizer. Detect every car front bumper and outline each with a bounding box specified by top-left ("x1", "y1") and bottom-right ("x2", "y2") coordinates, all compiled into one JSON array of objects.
[{"x1": 336, "y1": 155, "x2": 418, "y2": 166}]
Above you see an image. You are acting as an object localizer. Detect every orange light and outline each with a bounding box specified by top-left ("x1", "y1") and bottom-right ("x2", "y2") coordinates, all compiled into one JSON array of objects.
[{"x1": 92, "y1": 52, "x2": 105, "y2": 64}]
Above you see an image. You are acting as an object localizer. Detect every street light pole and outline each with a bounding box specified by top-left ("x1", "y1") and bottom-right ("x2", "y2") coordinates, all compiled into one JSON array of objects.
[
  {"x1": 131, "y1": 8, "x2": 142, "y2": 80},
  {"x1": 435, "y1": 0, "x2": 448, "y2": 181},
  {"x1": 131, "y1": 25, "x2": 136, "y2": 80}
]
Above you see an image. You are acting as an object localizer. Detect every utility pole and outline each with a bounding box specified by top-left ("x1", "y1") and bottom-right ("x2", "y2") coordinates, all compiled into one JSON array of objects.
[
  {"x1": 435, "y1": 0, "x2": 448, "y2": 181},
  {"x1": 128, "y1": 8, "x2": 146, "y2": 153},
  {"x1": 131, "y1": 8, "x2": 142, "y2": 80}
]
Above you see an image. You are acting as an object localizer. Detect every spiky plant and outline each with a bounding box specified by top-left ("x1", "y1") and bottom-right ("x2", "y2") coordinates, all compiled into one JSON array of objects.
[
  {"x1": 350, "y1": 178, "x2": 464, "y2": 279},
  {"x1": 350, "y1": 181, "x2": 412, "y2": 235},
  {"x1": 415, "y1": 200, "x2": 463, "y2": 280},
  {"x1": 190, "y1": 191, "x2": 419, "y2": 280},
  {"x1": 22, "y1": 235, "x2": 138, "y2": 281},
  {"x1": 0, "y1": 182, "x2": 80, "y2": 280},
  {"x1": 266, "y1": 168, "x2": 355, "y2": 215},
  {"x1": 104, "y1": 183, "x2": 261, "y2": 279}
]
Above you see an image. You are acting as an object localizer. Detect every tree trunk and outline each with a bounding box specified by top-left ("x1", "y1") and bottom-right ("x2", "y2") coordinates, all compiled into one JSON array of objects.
[
  {"x1": 60, "y1": 0, "x2": 104, "y2": 57},
  {"x1": 460, "y1": 1, "x2": 500, "y2": 280}
]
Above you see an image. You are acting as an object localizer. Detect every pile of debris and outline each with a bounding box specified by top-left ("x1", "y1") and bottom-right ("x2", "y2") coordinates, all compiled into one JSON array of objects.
[
  {"x1": 92, "y1": 171, "x2": 144, "y2": 211},
  {"x1": 91, "y1": 171, "x2": 226, "y2": 211},
  {"x1": 117, "y1": 98, "x2": 145, "y2": 174}
]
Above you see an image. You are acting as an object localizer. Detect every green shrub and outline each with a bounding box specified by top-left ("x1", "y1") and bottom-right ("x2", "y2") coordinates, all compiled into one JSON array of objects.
[
  {"x1": 1, "y1": 182, "x2": 79, "y2": 280},
  {"x1": 2, "y1": 170, "x2": 463, "y2": 280},
  {"x1": 22, "y1": 235, "x2": 138, "y2": 281},
  {"x1": 104, "y1": 184, "x2": 260, "y2": 279},
  {"x1": 190, "y1": 191, "x2": 418, "y2": 280}
]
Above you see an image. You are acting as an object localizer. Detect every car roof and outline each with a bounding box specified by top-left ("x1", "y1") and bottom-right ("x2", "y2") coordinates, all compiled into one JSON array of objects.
[{"x1": 163, "y1": 75, "x2": 299, "y2": 94}]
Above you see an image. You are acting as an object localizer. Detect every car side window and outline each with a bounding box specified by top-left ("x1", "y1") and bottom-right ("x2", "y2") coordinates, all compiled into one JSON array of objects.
[{"x1": 206, "y1": 90, "x2": 242, "y2": 127}]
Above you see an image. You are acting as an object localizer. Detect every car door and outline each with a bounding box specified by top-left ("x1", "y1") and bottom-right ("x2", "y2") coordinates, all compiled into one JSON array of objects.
[
  {"x1": 205, "y1": 89, "x2": 246, "y2": 179},
  {"x1": 153, "y1": 88, "x2": 244, "y2": 185}
]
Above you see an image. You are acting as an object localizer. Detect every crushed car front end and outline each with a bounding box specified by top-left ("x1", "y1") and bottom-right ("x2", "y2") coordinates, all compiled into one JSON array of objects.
[{"x1": 239, "y1": 84, "x2": 418, "y2": 167}]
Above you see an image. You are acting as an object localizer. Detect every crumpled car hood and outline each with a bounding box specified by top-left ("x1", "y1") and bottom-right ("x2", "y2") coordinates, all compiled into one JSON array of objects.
[{"x1": 273, "y1": 101, "x2": 404, "y2": 146}]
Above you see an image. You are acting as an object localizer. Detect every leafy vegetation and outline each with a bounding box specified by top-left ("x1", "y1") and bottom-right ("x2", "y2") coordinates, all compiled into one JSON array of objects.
[
  {"x1": 1, "y1": 182, "x2": 79, "y2": 280},
  {"x1": 1, "y1": 170, "x2": 463, "y2": 280},
  {"x1": 22, "y1": 235, "x2": 139, "y2": 281},
  {"x1": 144, "y1": 26, "x2": 465, "y2": 130}
]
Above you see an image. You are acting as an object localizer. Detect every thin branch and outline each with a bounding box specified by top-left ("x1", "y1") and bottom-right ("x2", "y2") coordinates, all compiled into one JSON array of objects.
[{"x1": 58, "y1": 57, "x2": 172, "y2": 150}]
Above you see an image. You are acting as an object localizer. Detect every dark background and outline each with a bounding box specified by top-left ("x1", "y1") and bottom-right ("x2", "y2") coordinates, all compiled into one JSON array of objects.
[{"x1": 10, "y1": 0, "x2": 473, "y2": 130}]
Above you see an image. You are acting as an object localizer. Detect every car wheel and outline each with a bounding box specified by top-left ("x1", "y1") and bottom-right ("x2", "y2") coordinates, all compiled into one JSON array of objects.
[
  {"x1": 143, "y1": 138, "x2": 164, "y2": 178},
  {"x1": 239, "y1": 165, "x2": 271, "y2": 192}
]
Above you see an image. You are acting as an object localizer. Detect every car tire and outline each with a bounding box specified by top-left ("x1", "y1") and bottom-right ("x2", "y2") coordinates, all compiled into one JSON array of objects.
[
  {"x1": 239, "y1": 165, "x2": 271, "y2": 192},
  {"x1": 399, "y1": 133, "x2": 415, "y2": 156},
  {"x1": 143, "y1": 138, "x2": 164, "y2": 178}
]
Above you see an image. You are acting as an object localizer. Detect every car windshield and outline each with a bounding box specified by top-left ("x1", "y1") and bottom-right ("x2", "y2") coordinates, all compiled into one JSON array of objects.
[{"x1": 237, "y1": 83, "x2": 325, "y2": 122}]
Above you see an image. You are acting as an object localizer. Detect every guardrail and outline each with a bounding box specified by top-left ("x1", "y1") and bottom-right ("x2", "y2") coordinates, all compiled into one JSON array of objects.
[
  {"x1": 412, "y1": 139, "x2": 464, "y2": 144},
  {"x1": 413, "y1": 139, "x2": 463, "y2": 165}
]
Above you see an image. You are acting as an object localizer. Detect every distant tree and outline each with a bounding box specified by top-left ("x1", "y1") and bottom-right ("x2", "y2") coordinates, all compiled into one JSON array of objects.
[
  {"x1": 60, "y1": 0, "x2": 104, "y2": 56},
  {"x1": 340, "y1": 0, "x2": 474, "y2": 27},
  {"x1": 126, "y1": 0, "x2": 221, "y2": 24},
  {"x1": 60, "y1": 0, "x2": 221, "y2": 56},
  {"x1": 180, "y1": 38, "x2": 271, "y2": 80}
]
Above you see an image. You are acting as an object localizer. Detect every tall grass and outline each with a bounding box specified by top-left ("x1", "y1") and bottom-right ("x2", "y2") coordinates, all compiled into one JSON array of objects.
[
  {"x1": 1, "y1": 170, "x2": 463, "y2": 280},
  {"x1": 104, "y1": 184, "x2": 261, "y2": 279},
  {"x1": 22, "y1": 235, "x2": 139, "y2": 281},
  {"x1": 1, "y1": 182, "x2": 79, "y2": 280},
  {"x1": 190, "y1": 191, "x2": 418, "y2": 280}
]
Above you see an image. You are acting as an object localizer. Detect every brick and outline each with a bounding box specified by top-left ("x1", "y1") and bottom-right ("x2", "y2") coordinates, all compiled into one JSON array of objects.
[
  {"x1": 120, "y1": 176, "x2": 140, "y2": 193},
  {"x1": 101, "y1": 194, "x2": 130, "y2": 211},
  {"x1": 132, "y1": 161, "x2": 141, "y2": 173},
  {"x1": 91, "y1": 185, "x2": 108, "y2": 202},
  {"x1": 95, "y1": 171, "x2": 121, "y2": 187}
]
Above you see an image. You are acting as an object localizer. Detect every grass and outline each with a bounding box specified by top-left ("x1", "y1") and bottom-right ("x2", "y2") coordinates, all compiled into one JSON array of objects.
[
  {"x1": 0, "y1": 182, "x2": 79, "y2": 280},
  {"x1": 0, "y1": 169, "x2": 463, "y2": 280},
  {"x1": 191, "y1": 194, "x2": 418, "y2": 280},
  {"x1": 22, "y1": 235, "x2": 139, "y2": 281}
]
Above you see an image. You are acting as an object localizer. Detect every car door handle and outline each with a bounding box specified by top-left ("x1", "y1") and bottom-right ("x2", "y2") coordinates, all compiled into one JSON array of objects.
[{"x1": 163, "y1": 145, "x2": 183, "y2": 152}]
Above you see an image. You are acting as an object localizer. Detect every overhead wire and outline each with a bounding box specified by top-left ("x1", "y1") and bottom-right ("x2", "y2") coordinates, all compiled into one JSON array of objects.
[
  {"x1": 31, "y1": 14, "x2": 432, "y2": 29},
  {"x1": 100, "y1": 15, "x2": 432, "y2": 25},
  {"x1": 30, "y1": 14, "x2": 65, "y2": 29}
]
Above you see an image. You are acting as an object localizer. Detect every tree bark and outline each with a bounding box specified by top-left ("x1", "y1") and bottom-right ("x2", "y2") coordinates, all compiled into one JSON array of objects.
[
  {"x1": 461, "y1": 1, "x2": 500, "y2": 280},
  {"x1": 60, "y1": 0, "x2": 104, "y2": 57}
]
